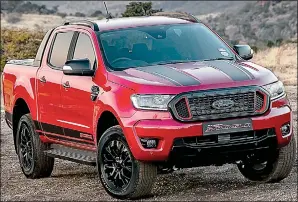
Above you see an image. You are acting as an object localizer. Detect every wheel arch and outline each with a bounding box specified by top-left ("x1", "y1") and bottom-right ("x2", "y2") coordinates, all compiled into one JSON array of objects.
[
  {"x1": 95, "y1": 110, "x2": 121, "y2": 144},
  {"x1": 12, "y1": 98, "x2": 31, "y2": 152}
]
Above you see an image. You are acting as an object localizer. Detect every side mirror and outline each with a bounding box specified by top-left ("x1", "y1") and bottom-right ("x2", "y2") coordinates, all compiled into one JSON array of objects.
[
  {"x1": 233, "y1": 45, "x2": 253, "y2": 60},
  {"x1": 62, "y1": 59, "x2": 95, "y2": 76}
]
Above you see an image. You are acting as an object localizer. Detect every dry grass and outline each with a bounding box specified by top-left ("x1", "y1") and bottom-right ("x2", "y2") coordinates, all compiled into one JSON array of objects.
[
  {"x1": 0, "y1": 14, "x2": 98, "y2": 32},
  {"x1": 252, "y1": 43, "x2": 297, "y2": 86}
]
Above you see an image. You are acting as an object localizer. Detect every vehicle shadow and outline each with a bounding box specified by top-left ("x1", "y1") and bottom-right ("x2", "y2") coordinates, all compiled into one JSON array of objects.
[
  {"x1": 152, "y1": 165, "x2": 259, "y2": 198},
  {"x1": 51, "y1": 162, "x2": 98, "y2": 179},
  {"x1": 51, "y1": 171, "x2": 97, "y2": 179}
]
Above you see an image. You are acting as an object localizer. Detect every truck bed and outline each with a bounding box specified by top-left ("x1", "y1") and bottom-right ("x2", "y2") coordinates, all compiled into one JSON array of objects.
[{"x1": 2, "y1": 61, "x2": 38, "y2": 115}]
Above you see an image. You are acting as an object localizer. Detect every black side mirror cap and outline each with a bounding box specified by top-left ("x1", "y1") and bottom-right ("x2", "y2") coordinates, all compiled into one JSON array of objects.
[
  {"x1": 63, "y1": 59, "x2": 95, "y2": 76},
  {"x1": 233, "y1": 45, "x2": 253, "y2": 60}
]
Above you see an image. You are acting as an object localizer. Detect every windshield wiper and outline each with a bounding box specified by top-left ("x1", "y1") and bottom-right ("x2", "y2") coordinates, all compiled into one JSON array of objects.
[{"x1": 203, "y1": 57, "x2": 234, "y2": 61}]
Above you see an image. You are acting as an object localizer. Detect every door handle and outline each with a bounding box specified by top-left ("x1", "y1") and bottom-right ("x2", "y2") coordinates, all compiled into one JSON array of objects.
[
  {"x1": 39, "y1": 76, "x2": 46, "y2": 83},
  {"x1": 62, "y1": 81, "x2": 70, "y2": 88},
  {"x1": 91, "y1": 85, "x2": 100, "y2": 101}
]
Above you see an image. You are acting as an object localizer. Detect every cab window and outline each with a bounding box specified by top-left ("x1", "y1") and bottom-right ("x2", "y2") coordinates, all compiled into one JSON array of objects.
[{"x1": 73, "y1": 33, "x2": 96, "y2": 69}]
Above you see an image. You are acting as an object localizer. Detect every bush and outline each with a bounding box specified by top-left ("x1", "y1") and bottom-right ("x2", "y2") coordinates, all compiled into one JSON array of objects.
[
  {"x1": 0, "y1": 29, "x2": 45, "y2": 72},
  {"x1": 57, "y1": 12, "x2": 67, "y2": 18},
  {"x1": 251, "y1": 45, "x2": 259, "y2": 53},
  {"x1": 74, "y1": 12, "x2": 85, "y2": 17},
  {"x1": 90, "y1": 10, "x2": 103, "y2": 17},
  {"x1": 275, "y1": 38, "x2": 283, "y2": 46},
  {"x1": 267, "y1": 40, "x2": 275, "y2": 48},
  {"x1": 122, "y1": 2, "x2": 162, "y2": 17}
]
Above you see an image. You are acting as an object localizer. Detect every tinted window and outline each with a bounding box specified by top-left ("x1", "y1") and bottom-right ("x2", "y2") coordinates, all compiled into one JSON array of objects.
[
  {"x1": 73, "y1": 33, "x2": 96, "y2": 69},
  {"x1": 98, "y1": 23, "x2": 235, "y2": 70},
  {"x1": 49, "y1": 31, "x2": 74, "y2": 68}
]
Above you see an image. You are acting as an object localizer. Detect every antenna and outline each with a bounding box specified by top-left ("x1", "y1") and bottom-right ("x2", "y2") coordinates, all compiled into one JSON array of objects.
[{"x1": 103, "y1": 1, "x2": 112, "y2": 19}]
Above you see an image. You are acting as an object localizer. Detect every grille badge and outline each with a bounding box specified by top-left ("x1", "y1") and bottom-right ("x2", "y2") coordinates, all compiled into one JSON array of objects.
[{"x1": 212, "y1": 99, "x2": 235, "y2": 110}]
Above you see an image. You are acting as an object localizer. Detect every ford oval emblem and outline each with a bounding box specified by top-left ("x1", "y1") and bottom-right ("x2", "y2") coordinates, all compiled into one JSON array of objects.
[{"x1": 212, "y1": 99, "x2": 235, "y2": 109}]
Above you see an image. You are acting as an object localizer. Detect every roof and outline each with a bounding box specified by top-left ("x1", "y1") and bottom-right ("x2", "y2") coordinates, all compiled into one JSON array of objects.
[{"x1": 93, "y1": 16, "x2": 194, "y2": 32}]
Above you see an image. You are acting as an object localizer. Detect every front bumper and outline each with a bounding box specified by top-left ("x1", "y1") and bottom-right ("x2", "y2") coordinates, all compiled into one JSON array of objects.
[{"x1": 122, "y1": 97, "x2": 293, "y2": 161}]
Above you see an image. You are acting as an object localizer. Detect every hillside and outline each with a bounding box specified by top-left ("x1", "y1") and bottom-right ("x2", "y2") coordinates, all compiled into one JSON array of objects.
[
  {"x1": 201, "y1": 1, "x2": 297, "y2": 47},
  {"x1": 1, "y1": 1, "x2": 296, "y2": 48},
  {"x1": 30, "y1": 1, "x2": 249, "y2": 16}
]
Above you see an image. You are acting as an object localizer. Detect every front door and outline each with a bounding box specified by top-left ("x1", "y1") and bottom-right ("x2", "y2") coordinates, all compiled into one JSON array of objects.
[{"x1": 60, "y1": 31, "x2": 98, "y2": 146}]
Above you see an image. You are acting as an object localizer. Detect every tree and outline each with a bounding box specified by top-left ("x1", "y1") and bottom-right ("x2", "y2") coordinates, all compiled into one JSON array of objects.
[
  {"x1": 122, "y1": 2, "x2": 162, "y2": 17},
  {"x1": 90, "y1": 10, "x2": 103, "y2": 17}
]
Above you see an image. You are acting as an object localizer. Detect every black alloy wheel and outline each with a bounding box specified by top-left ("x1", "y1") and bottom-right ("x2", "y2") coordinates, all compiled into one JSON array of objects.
[
  {"x1": 97, "y1": 125, "x2": 157, "y2": 199},
  {"x1": 19, "y1": 123, "x2": 34, "y2": 172},
  {"x1": 101, "y1": 139, "x2": 133, "y2": 190}
]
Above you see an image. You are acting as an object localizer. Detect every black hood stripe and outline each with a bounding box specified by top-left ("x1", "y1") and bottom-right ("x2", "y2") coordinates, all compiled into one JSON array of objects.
[
  {"x1": 204, "y1": 61, "x2": 251, "y2": 81},
  {"x1": 136, "y1": 65, "x2": 201, "y2": 86},
  {"x1": 226, "y1": 61, "x2": 255, "y2": 79}
]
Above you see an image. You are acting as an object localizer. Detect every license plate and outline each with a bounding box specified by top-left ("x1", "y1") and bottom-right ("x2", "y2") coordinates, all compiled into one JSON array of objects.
[{"x1": 203, "y1": 118, "x2": 253, "y2": 136}]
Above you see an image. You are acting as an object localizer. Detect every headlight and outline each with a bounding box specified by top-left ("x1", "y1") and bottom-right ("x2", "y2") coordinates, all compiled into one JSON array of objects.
[
  {"x1": 262, "y1": 81, "x2": 285, "y2": 100},
  {"x1": 131, "y1": 94, "x2": 175, "y2": 111}
]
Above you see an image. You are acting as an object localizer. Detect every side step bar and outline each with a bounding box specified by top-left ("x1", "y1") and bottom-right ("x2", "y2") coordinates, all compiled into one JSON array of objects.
[{"x1": 44, "y1": 144, "x2": 97, "y2": 166}]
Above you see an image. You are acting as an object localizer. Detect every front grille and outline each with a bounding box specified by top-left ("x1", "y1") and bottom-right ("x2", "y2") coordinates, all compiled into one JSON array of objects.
[
  {"x1": 174, "y1": 98, "x2": 190, "y2": 118},
  {"x1": 188, "y1": 92, "x2": 255, "y2": 117},
  {"x1": 169, "y1": 87, "x2": 268, "y2": 122},
  {"x1": 255, "y1": 92, "x2": 264, "y2": 111},
  {"x1": 175, "y1": 128, "x2": 273, "y2": 147}
]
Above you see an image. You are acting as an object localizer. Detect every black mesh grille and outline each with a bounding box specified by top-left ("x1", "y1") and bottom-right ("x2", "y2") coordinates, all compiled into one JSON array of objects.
[
  {"x1": 170, "y1": 87, "x2": 269, "y2": 122},
  {"x1": 255, "y1": 92, "x2": 264, "y2": 111},
  {"x1": 174, "y1": 98, "x2": 190, "y2": 118},
  {"x1": 188, "y1": 92, "x2": 255, "y2": 118}
]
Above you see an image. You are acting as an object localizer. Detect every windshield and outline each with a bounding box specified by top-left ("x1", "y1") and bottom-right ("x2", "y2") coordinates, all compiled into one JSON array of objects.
[{"x1": 98, "y1": 23, "x2": 235, "y2": 70}]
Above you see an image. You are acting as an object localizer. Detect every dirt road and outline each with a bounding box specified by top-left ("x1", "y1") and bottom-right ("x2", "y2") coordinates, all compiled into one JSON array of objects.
[{"x1": 1, "y1": 86, "x2": 297, "y2": 201}]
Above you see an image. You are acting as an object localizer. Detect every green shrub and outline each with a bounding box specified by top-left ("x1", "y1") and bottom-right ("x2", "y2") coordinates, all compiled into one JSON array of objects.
[
  {"x1": 74, "y1": 12, "x2": 85, "y2": 17},
  {"x1": 0, "y1": 29, "x2": 45, "y2": 72},
  {"x1": 57, "y1": 12, "x2": 67, "y2": 18},
  {"x1": 251, "y1": 45, "x2": 259, "y2": 53},
  {"x1": 267, "y1": 40, "x2": 275, "y2": 48}
]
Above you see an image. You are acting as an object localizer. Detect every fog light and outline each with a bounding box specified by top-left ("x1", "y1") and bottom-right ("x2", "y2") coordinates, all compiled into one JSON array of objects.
[
  {"x1": 281, "y1": 123, "x2": 291, "y2": 137},
  {"x1": 140, "y1": 138, "x2": 158, "y2": 149}
]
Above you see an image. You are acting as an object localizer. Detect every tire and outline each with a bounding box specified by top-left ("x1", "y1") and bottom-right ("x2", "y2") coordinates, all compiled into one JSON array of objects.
[
  {"x1": 16, "y1": 114, "x2": 54, "y2": 178},
  {"x1": 238, "y1": 135, "x2": 296, "y2": 182},
  {"x1": 97, "y1": 125, "x2": 157, "y2": 199}
]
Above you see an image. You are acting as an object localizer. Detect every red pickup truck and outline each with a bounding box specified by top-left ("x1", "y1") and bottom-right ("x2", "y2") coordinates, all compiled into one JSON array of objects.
[{"x1": 2, "y1": 15, "x2": 295, "y2": 199}]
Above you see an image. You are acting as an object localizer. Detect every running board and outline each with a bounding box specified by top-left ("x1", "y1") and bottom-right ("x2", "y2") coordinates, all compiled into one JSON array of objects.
[{"x1": 44, "y1": 144, "x2": 97, "y2": 166}]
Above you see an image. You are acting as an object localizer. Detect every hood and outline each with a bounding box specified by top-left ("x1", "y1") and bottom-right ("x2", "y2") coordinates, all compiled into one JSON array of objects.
[{"x1": 109, "y1": 60, "x2": 277, "y2": 89}]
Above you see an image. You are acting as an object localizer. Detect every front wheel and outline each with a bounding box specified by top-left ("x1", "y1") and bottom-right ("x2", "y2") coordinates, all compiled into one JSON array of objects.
[
  {"x1": 97, "y1": 126, "x2": 157, "y2": 199},
  {"x1": 238, "y1": 136, "x2": 296, "y2": 182}
]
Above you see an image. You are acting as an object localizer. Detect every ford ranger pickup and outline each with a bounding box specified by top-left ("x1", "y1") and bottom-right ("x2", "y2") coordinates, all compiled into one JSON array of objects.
[{"x1": 2, "y1": 15, "x2": 296, "y2": 199}]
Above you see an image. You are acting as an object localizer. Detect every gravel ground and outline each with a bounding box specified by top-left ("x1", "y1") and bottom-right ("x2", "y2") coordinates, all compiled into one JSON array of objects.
[{"x1": 1, "y1": 86, "x2": 297, "y2": 201}]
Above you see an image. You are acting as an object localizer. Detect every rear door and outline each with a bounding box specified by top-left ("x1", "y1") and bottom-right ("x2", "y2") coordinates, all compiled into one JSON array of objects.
[
  {"x1": 59, "y1": 31, "x2": 98, "y2": 144},
  {"x1": 37, "y1": 30, "x2": 75, "y2": 139}
]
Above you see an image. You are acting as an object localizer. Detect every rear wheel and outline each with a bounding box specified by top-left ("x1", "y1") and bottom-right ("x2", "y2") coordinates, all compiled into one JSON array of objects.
[
  {"x1": 16, "y1": 114, "x2": 54, "y2": 178},
  {"x1": 97, "y1": 125, "x2": 157, "y2": 199},
  {"x1": 238, "y1": 136, "x2": 296, "y2": 182}
]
